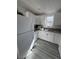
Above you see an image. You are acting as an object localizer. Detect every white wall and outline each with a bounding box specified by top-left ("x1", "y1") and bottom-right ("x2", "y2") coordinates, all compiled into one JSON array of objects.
[{"x1": 35, "y1": 16, "x2": 41, "y2": 25}]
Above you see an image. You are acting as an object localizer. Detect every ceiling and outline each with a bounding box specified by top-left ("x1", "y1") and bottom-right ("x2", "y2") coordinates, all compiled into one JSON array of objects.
[{"x1": 17, "y1": 0, "x2": 61, "y2": 15}]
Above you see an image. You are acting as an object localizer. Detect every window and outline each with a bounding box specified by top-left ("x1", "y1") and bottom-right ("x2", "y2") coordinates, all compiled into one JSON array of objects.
[{"x1": 45, "y1": 16, "x2": 54, "y2": 27}]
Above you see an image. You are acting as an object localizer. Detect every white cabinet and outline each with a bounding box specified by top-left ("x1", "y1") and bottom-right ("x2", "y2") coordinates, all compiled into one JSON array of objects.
[{"x1": 38, "y1": 30, "x2": 61, "y2": 45}]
